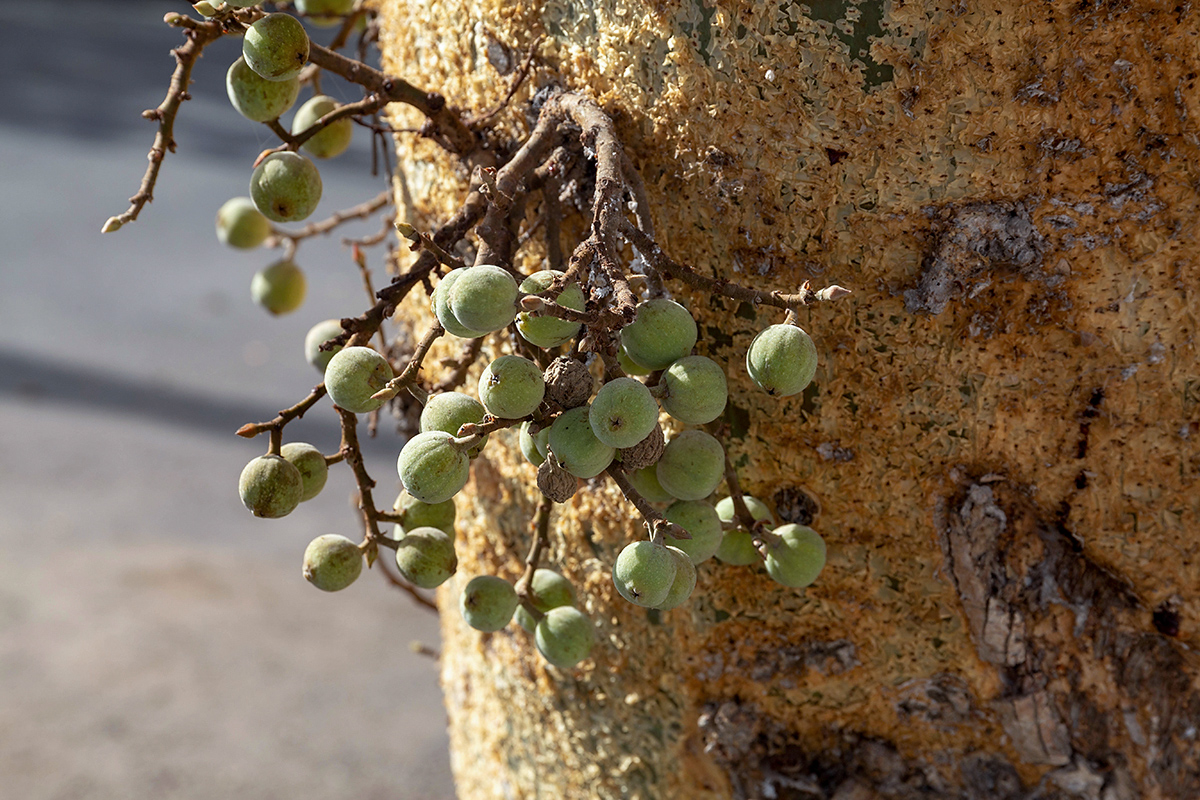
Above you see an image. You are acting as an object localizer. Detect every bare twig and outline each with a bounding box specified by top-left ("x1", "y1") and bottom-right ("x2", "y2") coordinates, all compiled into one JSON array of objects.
[
  {"x1": 270, "y1": 190, "x2": 392, "y2": 245},
  {"x1": 236, "y1": 385, "x2": 327, "y2": 439},
  {"x1": 606, "y1": 467, "x2": 688, "y2": 545}
]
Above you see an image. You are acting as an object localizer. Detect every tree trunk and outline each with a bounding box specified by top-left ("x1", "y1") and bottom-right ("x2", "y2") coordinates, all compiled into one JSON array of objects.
[{"x1": 376, "y1": 1, "x2": 1200, "y2": 797}]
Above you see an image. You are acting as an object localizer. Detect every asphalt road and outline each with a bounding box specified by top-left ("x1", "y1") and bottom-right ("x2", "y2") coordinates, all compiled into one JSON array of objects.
[{"x1": 0, "y1": 3, "x2": 455, "y2": 798}]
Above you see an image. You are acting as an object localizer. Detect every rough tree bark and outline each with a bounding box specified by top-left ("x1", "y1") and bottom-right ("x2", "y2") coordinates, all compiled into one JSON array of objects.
[{"x1": 376, "y1": 1, "x2": 1200, "y2": 798}]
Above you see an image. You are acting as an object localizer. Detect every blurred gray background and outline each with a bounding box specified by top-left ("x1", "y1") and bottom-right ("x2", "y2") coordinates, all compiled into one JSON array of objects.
[{"x1": 0, "y1": 2, "x2": 455, "y2": 797}]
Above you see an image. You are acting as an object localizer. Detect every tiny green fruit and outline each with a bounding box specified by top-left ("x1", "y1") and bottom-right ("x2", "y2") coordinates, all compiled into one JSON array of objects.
[
  {"x1": 519, "y1": 421, "x2": 550, "y2": 467},
  {"x1": 391, "y1": 491, "x2": 456, "y2": 539},
  {"x1": 250, "y1": 151, "x2": 322, "y2": 223},
  {"x1": 239, "y1": 454, "x2": 303, "y2": 518},
  {"x1": 613, "y1": 540, "x2": 677, "y2": 608},
  {"x1": 302, "y1": 534, "x2": 362, "y2": 591},
  {"x1": 746, "y1": 323, "x2": 818, "y2": 397},
  {"x1": 396, "y1": 431, "x2": 470, "y2": 504},
  {"x1": 420, "y1": 392, "x2": 488, "y2": 456},
  {"x1": 291, "y1": 94, "x2": 353, "y2": 159},
  {"x1": 226, "y1": 56, "x2": 300, "y2": 122},
  {"x1": 763, "y1": 524, "x2": 826, "y2": 588},
  {"x1": 715, "y1": 495, "x2": 775, "y2": 565},
  {"x1": 664, "y1": 499, "x2": 723, "y2": 564},
  {"x1": 304, "y1": 319, "x2": 344, "y2": 373},
  {"x1": 516, "y1": 270, "x2": 585, "y2": 348},
  {"x1": 655, "y1": 546, "x2": 697, "y2": 611},
  {"x1": 216, "y1": 196, "x2": 272, "y2": 249},
  {"x1": 280, "y1": 442, "x2": 328, "y2": 502},
  {"x1": 626, "y1": 464, "x2": 675, "y2": 503},
  {"x1": 514, "y1": 569, "x2": 576, "y2": 632},
  {"x1": 324, "y1": 346, "x2": 394, "y2": 414},
  {"x1": 459, "y1": 575, "x2": 519, "y2": 632},
  {"x1": 478, "y1": 355, "x2": 545, "y2": 420},
  {"x1": 251, "y1": 259, "x2": 306, "y2": 315},
  {"x1": 655, "y1": 430, "x2": 724, "y2": 502},
  {"x1": 432, "y1": 269, "x2": 487, "y2": 339},
  {"x1": 547, "y1": 405, "x2": 615, "y2": 479},
  {"x1": 534, "y1": 606, "x2": 594, "y2": 668},
  {"x1": 620, "y1": 298, "x2": 697, "y2": 370},
  {"x1": 659, "y1": 355, "x2": 728, "y2": 425},
  {"x1": 394, "y1": 526, "x2": 457, "y2": 589},
  {"x1": 449, "y1": 265, "x2": 519, "y2": 334},
  {"x1": 243, "y1": 13, "x2": 309, "y2": 82},
  {"x1": 588, "y1": 377, "x2": 660, "y2": 449},
  {"x1": 295, "y1": 0, "x2": 355, "y2": 26}
]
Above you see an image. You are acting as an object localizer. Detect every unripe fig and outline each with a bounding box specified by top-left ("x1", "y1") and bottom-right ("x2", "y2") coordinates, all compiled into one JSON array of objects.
[
  {"x1": 620, "y1": 298, "x2": 697, "y2": 370},
  {"x1": 664, "y1": 499, "x2": 723, "y2": 564},
  {"x1": 655, "y1": 430, "x2": 724, "y2": 501},
  {"x1": 239, "y1": 454, "x2": 303, "y2": 518},
  {"x1": 397, "y1": 431, "x2": 470, "y2": 504},
  {"x1": 302, "y1": 534, "x2": 362, "y2": 591},
  {"x1": 655, "y1": 546, "x2": 697, "y2": 611},
  {"x1": 543, "y1": 356, "x2": 593, "y2": 409},
  {"x1": 589, "y1": 377, "x2": 660, "y2": 449},
  {"x1": 659, "y1": 355, "x2": 728, "y2": 424},
  {"x1": 547, "y1": 405, "x2": 615, "y2": 479},
  {"x1": 420, "y1": 392, "x2": 487, "y2": 456},
  {"x1": 432, "y1": 269, "x2": 487, "y2": 339},
  {"x1": 519, "y1": 421, "x2": 550, "y2": 466},
  {"x1": 280, "y1": 442, "x2": 328, "y2": 502},
  {"x1": 226, "y1": 56, "x2": 300, "y2": 122},
  {"x1": 515, "y1": 569, "x2": 576, "y2": 632},
  {"x1": 746, "y1": 323, "x2": 818, "y2": 397},
  {"x1": 534, "y1": 606, "x2": 594, "y2": 668},
  {"x1": 763, "y1": 524, "x2": 826, "y2": 588},
  {"x1": 715, "y1": 495, "x2": 775, "y2": 565},
  {"x1": 612, "y1": 540, "x2": 677, "y2": 608},
  {"x1": 304, "y1": 318, "x2": 344, "y2": 373},
  {"x1": 324, "y1": 346, "x2": 393, "y2": 414},
  {"x1": 250, "y1": 151, "x2": 322, "y2": 223},
  {"x1": 243, "y1": 13, "x2": 309, "y2": 82},
  {"x1": 216, "y1": 196, "x2": 272, "y2": 249},
  {"x1": 448, "y1": 265, "x2": 519, "y2": 334},
  {"x1": 459, "y1": 575, "x2": 519, "y2": 632},
  {"x1": 617, "y1": 344, "x2": 651, "y2": 376},
  {"x1": 478, "y1": 355, "x2": 545, "y2": 419},
  {"x1": 391, "y1": 490, "x2": 456, "y2": 539},
  {"x1": 251, "y1": 259, "x2": 306, "y2": 315},
  {"x1": 291, "y1": 94, "x2": 353, "y2": 159},
  {"x1": 394, "y1": 526, "x2": 457, "y2": 589},
  {"x1": 517, "y1": 270, "x2": 585, "y2": 348},
  {"x1": 626, "y1": 463, "x2": 674, "y2": 504},
  {"x1": 295, "y1": 0, "x2": 354, "y2": 26}
]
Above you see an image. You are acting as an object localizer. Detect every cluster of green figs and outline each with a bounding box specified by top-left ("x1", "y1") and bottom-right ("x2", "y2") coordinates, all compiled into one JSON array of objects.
[
  {"x1": 210, "y1": 4, "x2": 361, "y2": 315},
  {"x1": 238, "y1": 258, "x2": 828, "y2": 668}
]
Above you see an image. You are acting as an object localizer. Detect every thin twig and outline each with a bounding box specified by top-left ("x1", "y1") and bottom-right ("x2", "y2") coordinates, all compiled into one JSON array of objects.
[
  {"x1": 606, "y1": 467, "x2": 688, "y2": 545},
  {"x1": 270, "y1": 190, "x2": 392, "y2": 245},
  {"x1": 236, "y1": 385, "x2": 327, "y2": 438}
]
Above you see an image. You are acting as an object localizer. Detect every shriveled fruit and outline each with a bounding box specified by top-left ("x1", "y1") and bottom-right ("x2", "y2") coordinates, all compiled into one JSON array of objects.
[
  {"x1": 715, "y1": 495, "x2": 775, "y2": 565},
  {"x1": 746, "y1": 323, "x2": 818, "y2": 397},
  {"x1": 478, "y1": 356, "x2": 545, "y2": 419},
  {"x1": 396, "y1": 431, "x2": 470, "y2": 504},
  {"x1": 516, "y1": 270, "x2": 585, "y2": 348},
  {"x1": 303, "y1": 318, "x2": 344, "y2": 373},
  {"x1": 588, "y1": 377, "x2": 659, "y2": 449},
  {"x1": 664, "y1": 499, "x2": 723, "y2": 564},
  {"x1": 420, "y1": 392, "x2": 488, "y2": 456},
  {"x1": 432, "y1": 269, "x2": 487, "y2": 339},
  {"x1": 620, "y1": 298, "x2": 697, "y2": 370},
  {"x1": 543, "y1": 356, "x2": 592, "y2": 409},
  {"x1": 324, "y1": 346, "x2": 393, "y2": 414},
  {"x1": 249, "y1": 151, "x2": 322, "y2": 223},
  {"x1": 280, "y1": 442, "x2": 328, "y2": 502},
  {"x1": 242, "y1": 13, "x2": 309, "y2": 82},
  {"x1": 515, "y1": 569, "x2": 576, "y2": 632},
  {"x1": 291, "y1": 94, "x2": 353, "y2": 159},
  {"x1": 534, "y1": 606, "x2": 594, "y2": 668},
  {"x1": 226, "y1": 56, "x2": 299, "y2": 122},
  {"x1": 659, "y1": 355, "x2": 727, "y2": 424},
  {"x1": 655, "y1": 546, "x2": 697, "y2": 611},
  {"x1": 618, "y1": 424, "x2": 664, "y2": 471},
  {"x1": 536, "y1": 454, "x2": 577, "y2": 503},
  {"x1": 216, "y1": 196, "x2": 271, "y2": 249},
  {"x1": 612, "y1": 540, "x2": 676, "y2": 608},
  {"x1": 238, "y1": 454, "x2": 303, "y2": 518},
  {"x1": 763, "y1": 524, "x2": 826, "y2": 588},
  {"x1": 251, "y1": 259, "x2": 306, "y2": 315},
  {"x1": 655, "y1": 430, "x2": 724, "y2": 501},
  {"x1": 547, "y1": 405, "x2": 614, "y2": 479},
  {"x1": 448, "y1": 265, "x2": 519, "y2": 334},
  {"x1": 302, "y1": 534, "x2": 362, "y2": 591},
  {"x1": 459, "y1": 575, "x2": 518, "y2": 632},
  {"x1": 391, "y1": 490, "x2": 456, "y2": 539},
  {"x1": 394, "y1": 526, "x2": 457, "y2": 589}
]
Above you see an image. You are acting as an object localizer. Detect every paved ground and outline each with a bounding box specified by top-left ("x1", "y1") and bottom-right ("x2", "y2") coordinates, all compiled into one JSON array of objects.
[{"x1": 0, "y1": 3, "x2": 455, "y2": 797}]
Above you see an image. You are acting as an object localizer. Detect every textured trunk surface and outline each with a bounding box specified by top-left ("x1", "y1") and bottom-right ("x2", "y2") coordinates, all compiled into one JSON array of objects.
[{"x1": 376, "y1": 1, "x2": 1200, "y2": 797}]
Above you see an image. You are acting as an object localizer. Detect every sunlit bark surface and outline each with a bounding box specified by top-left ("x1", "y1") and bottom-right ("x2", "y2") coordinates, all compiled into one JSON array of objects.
[{"x1": 377, "y1": 1, "x2": 1200, "y2": 797}]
